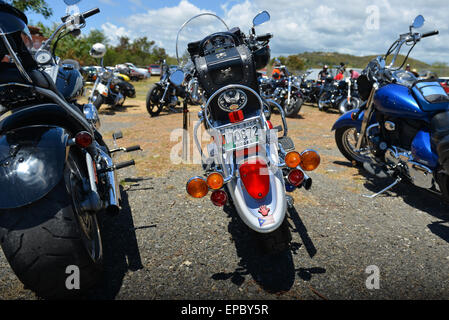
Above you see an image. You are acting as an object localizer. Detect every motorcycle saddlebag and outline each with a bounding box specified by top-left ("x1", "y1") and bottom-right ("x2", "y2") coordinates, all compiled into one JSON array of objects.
[{"x1": 194, "y1": 45, "x2": 257, "y2": 97}]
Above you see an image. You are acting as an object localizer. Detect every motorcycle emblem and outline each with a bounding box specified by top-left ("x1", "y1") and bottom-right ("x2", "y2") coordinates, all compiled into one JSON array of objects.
[{"x1": 258, "y1": 205, "x2": 270, "y2": 216}]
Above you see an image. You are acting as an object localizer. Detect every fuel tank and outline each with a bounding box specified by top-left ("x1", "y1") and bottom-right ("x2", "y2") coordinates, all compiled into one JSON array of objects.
[
  {"x1": 374, "y1": 83, "x2": 428, "y2": 121},
  {"x1": 56, "y1": 65, "x2": 84, "y2": 102}
]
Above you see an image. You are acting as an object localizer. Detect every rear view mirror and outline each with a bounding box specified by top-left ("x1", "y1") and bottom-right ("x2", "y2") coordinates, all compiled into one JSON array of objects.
[
  {"x1": 64, "y1": 0, "x2": 81, "y2": 5},
  {"x1": 412, "y1": 15, "x2": 425, "y2": 29},
  {"x1": 253, "y1": 11, "x2": 270, "y2": 27},
  {"x1": 169, "y1": 69, "x2": 185, "y2": 87}
]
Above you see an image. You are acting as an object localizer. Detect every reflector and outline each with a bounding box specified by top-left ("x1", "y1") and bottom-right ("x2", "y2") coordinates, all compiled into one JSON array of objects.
[
  {"x1": 186, "y1": 177, "x2": 208, "y2": 198},
  {"x1": 285, "y1": 151, "x2": 301, "y2": 168},
  {"x1": 75, "y1": 131, "x2": 93, "y2": 148},
  {"x1": 288, "y1": 169, "x2": 304, "y2": 186},
  {"x1": 211, "y1": 190, "x2": 228, "y2": 206},
  {"x1": 207, "y1": 172, "x2": 224, "y2": 190},
  {"x1": 300, "y1": 150, "x2": 320, "y2": 171}
]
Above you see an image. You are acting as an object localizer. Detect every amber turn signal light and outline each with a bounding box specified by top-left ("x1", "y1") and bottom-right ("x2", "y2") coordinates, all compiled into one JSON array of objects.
[
  {"x1": 207, "y1": 172, "x2": 224, "y2": 190},
  {"x1": 285, "y1": 151, "x2": 301, "y2": 168},
  {"x1": 300, "y1": 150, "x2": 320, "y2": 171},
  {"x1": 186, "y1": 177, "x2": 208, "y2": 198}
]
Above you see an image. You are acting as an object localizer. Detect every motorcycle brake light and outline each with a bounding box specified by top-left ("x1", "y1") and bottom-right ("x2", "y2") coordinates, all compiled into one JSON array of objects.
[
  {"x1": 229, "y1": 110, "x2": 244, "y2": 123},
  {"x1": 239, "y1": 158, "x2": 270, "y2": 199},
  {"x1": 210, "y1": 190, "x2": 228, "y2": 206}
]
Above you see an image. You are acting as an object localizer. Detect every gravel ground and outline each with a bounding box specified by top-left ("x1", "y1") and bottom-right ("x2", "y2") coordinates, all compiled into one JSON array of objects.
[{"x1": 1, "y1": 96, "x2": 449, "y2": 300}]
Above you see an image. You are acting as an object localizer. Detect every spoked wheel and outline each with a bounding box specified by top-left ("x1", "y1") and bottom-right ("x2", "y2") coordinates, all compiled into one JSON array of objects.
[
  {"x1": 335, "y1": 125, "x2": 371, "y2": 166},
  {"x1": 318, "y1": 92, "x2": 332, "y2": 111},
  {"x1": 146, "y1": 84, "x2": 165, "y2": 117},
  {"x1": 338, "y1": 97, "x2": 361, "y2": 114},
  {"x1": 67, "y1": 157, "x2": 103, "y2": 263}
]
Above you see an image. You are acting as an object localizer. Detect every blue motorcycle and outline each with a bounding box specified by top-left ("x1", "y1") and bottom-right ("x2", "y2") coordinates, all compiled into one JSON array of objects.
[{"x1": 332, "y1": 15, "x2": 449, "y2": 199}]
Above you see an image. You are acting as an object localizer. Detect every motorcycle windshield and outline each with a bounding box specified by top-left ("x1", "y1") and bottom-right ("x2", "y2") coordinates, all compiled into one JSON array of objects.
[
  {"x1": 176, "y1": 13, "x2": 229, "y2": 66},
  {"x1": 0, "y1": 12, "x2": 27, "y2": 35}
]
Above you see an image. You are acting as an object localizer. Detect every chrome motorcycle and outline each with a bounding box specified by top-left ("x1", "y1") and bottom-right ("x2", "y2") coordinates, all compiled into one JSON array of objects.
[
  {"x1": 259, "y1": 65, "x2": 304, "y2": 117},
  {"x1": 89, "y1": 56, "x2": 135, "y2": 109},
  {"x1": 0, "y1": 0, "x2": 139, "y2": 298},
  {"x1": 176, "y1": 12, "x2": 320, "y2": 254}
]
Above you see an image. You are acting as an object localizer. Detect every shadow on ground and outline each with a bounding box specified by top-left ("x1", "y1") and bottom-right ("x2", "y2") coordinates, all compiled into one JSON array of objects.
[
  {"x1": 88, "y1": 185, "x2": 144, "y2": 299},
  {"x1": 333, "y1": 159, "x2": 449, "y2": 220},
  {"x1": 211, "y1": 202, "x2": 325, "y2": 295}
]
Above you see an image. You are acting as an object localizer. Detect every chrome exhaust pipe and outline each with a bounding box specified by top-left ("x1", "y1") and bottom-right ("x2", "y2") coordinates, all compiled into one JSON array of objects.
[{"x1": 98, "y1": 148, "x2": 121, "y2": 215}]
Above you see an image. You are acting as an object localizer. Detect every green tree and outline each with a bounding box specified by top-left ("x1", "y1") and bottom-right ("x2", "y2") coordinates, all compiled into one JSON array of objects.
[{"x1": 6, "y1": 0, "x2": 52, "y2": 18}]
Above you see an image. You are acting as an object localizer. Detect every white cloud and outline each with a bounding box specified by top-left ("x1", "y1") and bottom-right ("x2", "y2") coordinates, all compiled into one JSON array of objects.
[
  {"x1": 101, "y1": 22, "x2": 131, "y2": 44},
  {"x1": 102, "y1": 0, "x2": 449, "y2": 64}
]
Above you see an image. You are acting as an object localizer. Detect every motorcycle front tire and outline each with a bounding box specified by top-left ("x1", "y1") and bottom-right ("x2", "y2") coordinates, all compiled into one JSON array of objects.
[
  {"x1": 284, "y1": 96, "x2": 303, "y2": 118},
  {"x1": 0, "y1": 152, "x2": 103, "y2": 299},
  {"x1": 92, "y1": 94, "x2": 104, "y2": 110},
  {"x1": 146, "y1": 84, "x2": 164, "y2": 117}
]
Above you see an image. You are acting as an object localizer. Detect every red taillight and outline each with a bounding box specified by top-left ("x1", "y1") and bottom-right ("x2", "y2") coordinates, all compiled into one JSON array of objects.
[
  {"x1": 239, "y1": 158, "x2": 270, "y2": 199},
  {"x1": 288, "y1": 169, "x2": 304, "y2": 186},
  {"x1": 228, "y1": 110, "x2": 244, "y2": 123},
  {"x1": 75, "y1": 131, "x2": 93, "y2": 148},
  {"x1": 267, "y1": 120, "x2": 273, "y2": 129},
  {"x1": 211, "y1": 190, "x2": 228, "y2": 206}
]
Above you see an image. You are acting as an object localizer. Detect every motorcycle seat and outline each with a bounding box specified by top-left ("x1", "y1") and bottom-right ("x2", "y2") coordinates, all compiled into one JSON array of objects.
[{"x1": 0, "y1": 103, "x2": 86, "y2": 135}]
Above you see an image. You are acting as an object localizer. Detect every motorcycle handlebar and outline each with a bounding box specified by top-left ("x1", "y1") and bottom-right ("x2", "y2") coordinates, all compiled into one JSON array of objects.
[
  {"x1": 256, "y1": 33, "x2": 273, "y2": 42},
  {"x1": 422, "y1": 30, "x2": 439, "y2": 38},
  {"x1": 61, "y1": 8, "x2": 100, "y2": 23}
]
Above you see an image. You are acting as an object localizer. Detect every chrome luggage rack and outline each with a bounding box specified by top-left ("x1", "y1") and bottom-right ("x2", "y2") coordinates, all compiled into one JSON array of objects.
[{"x1": 194, "y1": 84, "x2": 288, "y2": 183}]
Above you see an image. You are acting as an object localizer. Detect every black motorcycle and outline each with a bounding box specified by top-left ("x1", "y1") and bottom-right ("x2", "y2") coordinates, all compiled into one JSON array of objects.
[
  {"x1": 146, "y1": 60, "x2": 186, "y2": 116},
  {"x1": 259, "y1": 65, "x2": 304, "y2": 117},
  {"x1": 317, "y1": 77, "x2": 361, "y2": 114},
  {"x1": 0, "y1": 1, "x2": 139, "y2": 298}
]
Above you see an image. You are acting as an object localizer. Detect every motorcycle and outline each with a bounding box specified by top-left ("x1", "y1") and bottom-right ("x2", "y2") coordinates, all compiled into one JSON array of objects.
[
  {"x1": 176, "y1": 11, "x2": 320, "y2": 254},
  {"x1": 318, "y1": 75, "x2": 361, "y2": 114},
  {"x1": 333, "y1": 15, "x2": 446, "y2": 200},
  {"x1": 259, "y1": 65, "x2": 304, "y2": 117},
  {"x1": 0, "y1": 0, "x2": 140, "y2": 298},
  {"x1": 89, "y1": 48, "x2": 136, "y2": 109},
  {"x1": 146, "y1": 60, "x2": 188, "y2": 116}
]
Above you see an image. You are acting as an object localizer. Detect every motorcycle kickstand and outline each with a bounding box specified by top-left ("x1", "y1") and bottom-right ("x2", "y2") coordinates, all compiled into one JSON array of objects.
[{"x1": 362, "y1": 176, "x2": 402, "y2": 199}]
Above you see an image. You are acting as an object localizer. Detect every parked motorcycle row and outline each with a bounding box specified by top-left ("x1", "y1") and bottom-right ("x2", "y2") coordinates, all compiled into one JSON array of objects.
[{"x1": 0, "y1": 0, "x2": 446, "y2": 299}]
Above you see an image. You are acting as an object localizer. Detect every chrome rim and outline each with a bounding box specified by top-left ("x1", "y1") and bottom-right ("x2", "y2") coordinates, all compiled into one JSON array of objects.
[
  {"x1": 67, "y1": 158, "x2": 103, "y2": 263},
  {"x1": 341, "y1": 127, "x2": 371, "y2": 163}
]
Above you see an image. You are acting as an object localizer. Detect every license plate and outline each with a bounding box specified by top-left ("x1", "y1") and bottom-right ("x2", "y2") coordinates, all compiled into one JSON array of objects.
[{"x1": 222, "y1": 121, "x2": 261, "y2": 151}]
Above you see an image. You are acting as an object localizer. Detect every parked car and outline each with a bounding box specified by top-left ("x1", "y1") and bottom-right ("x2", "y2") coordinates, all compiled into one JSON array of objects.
[
  {"x1": 149, "y1": 64, "x2": 162, "y2": 76},
  {"x1": 125, "y1": 62, "x2": 150, "y2": 79}
]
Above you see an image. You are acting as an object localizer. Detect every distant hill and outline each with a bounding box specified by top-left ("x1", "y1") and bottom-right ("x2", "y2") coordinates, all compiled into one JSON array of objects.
[{"x1": 272, "y1": 51, "x2": 449, "y2": 76}]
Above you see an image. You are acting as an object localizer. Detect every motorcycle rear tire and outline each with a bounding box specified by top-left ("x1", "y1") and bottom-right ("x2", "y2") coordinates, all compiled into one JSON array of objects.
[
  {"x1": 0, "y1": 152, "x2": 103, "y2": 299},
  {"x1": 146, "y1": 84, "x2": 164, "y2": 117}
]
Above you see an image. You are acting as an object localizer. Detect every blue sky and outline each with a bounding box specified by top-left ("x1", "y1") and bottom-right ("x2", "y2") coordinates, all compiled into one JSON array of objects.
[
  {"x1": 25, "y1": 0, "x2": 449, "y2": 65},
  {"x1": 27, "y1": 0, "x2": 227, "y2": 29}
]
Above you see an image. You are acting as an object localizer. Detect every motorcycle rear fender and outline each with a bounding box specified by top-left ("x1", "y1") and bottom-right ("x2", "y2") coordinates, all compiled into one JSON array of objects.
[
  {"x1": 331, "y1": 109, "x2": 365, "y2": 131},
  {"x1": 227, "y1": 166, "x2": 286, "y2": 233},
  {"x1": 226, "y1": 149, "x2": 286, "y2": 233},
  {"x1": 0, "y1": 126, "x2": 69, "y2": 209}
]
